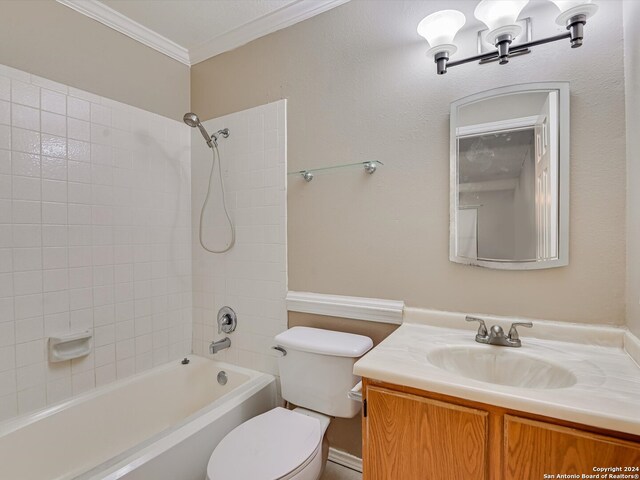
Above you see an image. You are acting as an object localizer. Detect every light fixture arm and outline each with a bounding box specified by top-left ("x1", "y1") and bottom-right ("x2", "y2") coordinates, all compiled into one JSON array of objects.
[{"x1": 435, "y1": 14, "x2": 588, "y2": 75}]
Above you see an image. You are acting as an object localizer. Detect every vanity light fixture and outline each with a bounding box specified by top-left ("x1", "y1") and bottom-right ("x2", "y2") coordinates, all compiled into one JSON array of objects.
[
  {"x1": 418, "y1": 0, "x2": 598, "y2": 75},
  {"x1": 417, "y1": 10, "x2": 466, "y2": 75}
]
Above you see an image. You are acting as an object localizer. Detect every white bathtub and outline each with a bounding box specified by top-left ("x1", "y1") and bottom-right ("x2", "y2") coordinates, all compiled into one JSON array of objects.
[{"x1": 0, "y1": 356, "x2": 276, "y2": 480}]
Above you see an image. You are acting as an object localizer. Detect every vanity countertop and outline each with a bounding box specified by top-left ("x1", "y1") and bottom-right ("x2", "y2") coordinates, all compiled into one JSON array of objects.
[{"x1": 353, "y1": 309, "x2": 640, "y2": 436}]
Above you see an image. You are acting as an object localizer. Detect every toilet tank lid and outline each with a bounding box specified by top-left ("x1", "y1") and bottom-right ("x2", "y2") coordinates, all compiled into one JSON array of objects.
[{"x1": 275, "y1": 327, "x2": 373, "y2": 357}]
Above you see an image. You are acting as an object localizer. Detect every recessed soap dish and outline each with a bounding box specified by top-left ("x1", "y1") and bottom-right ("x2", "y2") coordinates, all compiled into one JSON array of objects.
[{"x1": 48, "y1": 331, "x2": 93, "y2": 363}]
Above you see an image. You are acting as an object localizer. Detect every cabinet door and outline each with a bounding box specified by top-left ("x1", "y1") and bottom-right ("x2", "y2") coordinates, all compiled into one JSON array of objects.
[
  {"x1": 504, "y1": 415, "x2": 640, "y2": 479},
  {"x1": 363, "y1": 386, "x2": 488, "y2": 480}
]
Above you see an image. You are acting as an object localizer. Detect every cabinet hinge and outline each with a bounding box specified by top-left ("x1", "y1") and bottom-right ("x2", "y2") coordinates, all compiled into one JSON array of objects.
[{"x1": 363, "y1": 398, "x2": 367, "y2": 418}]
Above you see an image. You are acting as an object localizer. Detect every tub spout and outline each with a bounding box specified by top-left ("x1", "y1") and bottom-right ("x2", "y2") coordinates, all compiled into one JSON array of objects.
[{"x1": 210, "y1": 337, "x2": 231, "y2": 354}]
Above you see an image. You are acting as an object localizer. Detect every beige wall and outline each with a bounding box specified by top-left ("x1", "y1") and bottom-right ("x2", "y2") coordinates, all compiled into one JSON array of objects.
[
  {"x1": 0, "y1": 0, "x2": 189, "y2": 120},
  {"x1": 288, "y1": 312, "x2": 398, "y2": 458},
  {"x1": 624, "y1": 0, "x2": 640, "y2": 337},
  {"x1": 192, "y1": 0, "x2": 627, "y2": 325}
]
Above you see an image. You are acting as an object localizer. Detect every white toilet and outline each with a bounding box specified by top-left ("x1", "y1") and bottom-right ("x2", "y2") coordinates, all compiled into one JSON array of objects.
[{"x1": 206, "y1": 326, "x2": 373, "y2": 480}]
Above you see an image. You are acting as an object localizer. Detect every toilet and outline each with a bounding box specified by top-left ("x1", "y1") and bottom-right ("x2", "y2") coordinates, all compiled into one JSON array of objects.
[{"x1": 206, "y1": 326, "x2": 373, "y2": 480}]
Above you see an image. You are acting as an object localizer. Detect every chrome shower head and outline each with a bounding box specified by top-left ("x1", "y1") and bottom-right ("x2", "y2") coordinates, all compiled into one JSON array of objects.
[
  {"x1": 183, "y1": 112, "x2": 200, "y2": 128},
  {"x1": 183, "y1": 112, "x2": 214, "y2": 148}
]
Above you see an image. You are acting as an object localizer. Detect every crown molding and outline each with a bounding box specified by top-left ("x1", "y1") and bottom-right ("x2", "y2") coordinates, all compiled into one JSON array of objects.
[
  {"x1": 56, "y1": 0, "x2": 191, "y2": 65},
  {"x1": 189, "y1": 0, "x2": 351, "y2": 65},
  {"x1": 57, "y1": 0, "x2": 350, "y2": 66}
]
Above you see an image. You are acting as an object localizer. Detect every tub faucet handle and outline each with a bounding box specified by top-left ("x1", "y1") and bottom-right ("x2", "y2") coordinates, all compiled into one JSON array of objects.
[{"x1": 217, "y1": 306, "x2": 237, "y2": 334}]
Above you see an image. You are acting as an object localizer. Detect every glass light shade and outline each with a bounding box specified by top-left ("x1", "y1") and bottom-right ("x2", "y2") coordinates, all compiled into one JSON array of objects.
[
  {"x1": 417, "y1": 10, "x2": 466, "y2": 56},
  {"x1": 474, "y1": 0, "x2": 529, "y2": 44},
  {"x1": 549, "y1": 0, "x2": 592, "y2": 12},
  {"x1": 549, "y1": 0, "x2": 598, "y2": 25}
]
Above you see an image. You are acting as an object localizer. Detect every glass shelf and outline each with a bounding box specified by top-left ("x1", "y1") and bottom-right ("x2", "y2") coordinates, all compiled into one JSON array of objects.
[{"x1": 288, "y1": 160, "x2": 383, "y2": 182}]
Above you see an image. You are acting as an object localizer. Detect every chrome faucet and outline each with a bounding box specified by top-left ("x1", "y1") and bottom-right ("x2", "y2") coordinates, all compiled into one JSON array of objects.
[
  {"x1": 466, "y1": 316, "x2": 532, "y2": 348},
  {"x1": 210, "y1": 337, "x2": 231, "y2": 354}
]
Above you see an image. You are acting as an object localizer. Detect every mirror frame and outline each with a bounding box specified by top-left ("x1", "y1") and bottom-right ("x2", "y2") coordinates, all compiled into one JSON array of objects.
[{"x1": 449, "y1": 82, "x2": 570, "y2": 270}]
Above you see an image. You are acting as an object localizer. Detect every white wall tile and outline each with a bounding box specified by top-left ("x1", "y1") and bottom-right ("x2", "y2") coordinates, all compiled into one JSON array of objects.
[
  {"x1": 16, "y1": 339, "x2": 45, "y2": 367},
  {"x1": 14, "y1": 294, "x2": 42, "y2": 320},
  {"x1": 11, "y1": 81, "x2": 39, "y2": 108},
  {"x1": 11, "y1": 128, "x2": 40, "y2": 155},
  {"x1": 13, "y1": 248, "x2": 42, "y2": 272},
  {"x1": 192, "y1": 100, "x2": 287, "y2": 375},
  {"x1": 67, "y1": 139, "x2": 90, "y2": 162},
  {"x1": 41, "y1": 89, "x2": 66, "y2": 115},
  {"x1": 67, "y1": 97, "x2": 90, "y2": 121},
  {"x1": 0, "y1": 77, "x2": 10, "y2": 102},
  {"x1": 46, "y1": 377, "x2": 71, "y2": 404},
  {"x1": 67, "y1": 118, "x2": 90, "y2": 141},
  {"x1": 17, "y1": 386, "x2": 46, "y2": 414},
  {"x1": 12, "y1": 200, "x2": 41, "y2": 224},
  {"x1": 0, "y1": 64, "x2": 192, "y2": 422},
  {"x1": 11, "y1": 152, "x2": 40, "y2": 177},
  {"x1": 12, "y1": 225, "x2": 41, "y2": 248},
  {"x1": 14, "y1": 271, "x2": 43, "y2": 296},
  {"x1": 41, "y1": 111, "x2": 66, "y2": 137},
  {"x1": 90, "y1": 104, "x2": 111, "y2": 127},
  {"x1": 0, "y1": 323, "x2": 15, "y2": 348},
  {"x1": 12, "y1": 176, "x2": 40, "y2": 201},
  {"x1": 41, "y1": 134, "x2": 66, "y2": 159},
  {"x1": 0, "y1": 150, "x2": 10, "y2": 175},
  {"x1": 12, "y1": 104, "x2": 39, "y2": 131},
  {"x1": 42, "y1": 181, "x2": 67, "y2": 204},
  {"x1": 15, "y1": 316, "x2": 43, "y2": 343},
  {"x1": 0, "y1": 101, "x2": 9, "y2": 126}
]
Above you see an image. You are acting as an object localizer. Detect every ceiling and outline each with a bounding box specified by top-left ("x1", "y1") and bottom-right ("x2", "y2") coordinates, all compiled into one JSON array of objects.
[
  {"x1": 459, "y1": 129, "x2": 535, "y2": 184},
  {"x1": 57, "y1": 0, "x2": 350, "y2": 66}
]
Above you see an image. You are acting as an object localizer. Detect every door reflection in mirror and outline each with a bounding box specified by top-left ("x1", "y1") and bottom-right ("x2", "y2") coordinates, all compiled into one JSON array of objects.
[{"x1": 450, "y1": 83, "x2": 569, "y2": 270}]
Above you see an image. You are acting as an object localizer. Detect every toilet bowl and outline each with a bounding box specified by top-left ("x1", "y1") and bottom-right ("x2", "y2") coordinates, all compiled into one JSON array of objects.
[
  {"x1": 206, "y1": 407, "x2": 330, "y2": 480},
  {"x1": 206, "y1": 327, "x2": 373, "y2": 480}
]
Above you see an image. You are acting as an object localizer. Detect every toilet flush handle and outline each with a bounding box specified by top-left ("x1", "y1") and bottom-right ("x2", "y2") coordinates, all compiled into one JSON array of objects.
[{"x1": 271, "y1": 346, "x2": 287, "y2": 356}]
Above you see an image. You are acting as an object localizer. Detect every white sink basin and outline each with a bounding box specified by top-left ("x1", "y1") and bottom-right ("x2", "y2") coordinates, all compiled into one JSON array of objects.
[{"x1": 426, "y1": 346, "x2": 578, "y2": 389}]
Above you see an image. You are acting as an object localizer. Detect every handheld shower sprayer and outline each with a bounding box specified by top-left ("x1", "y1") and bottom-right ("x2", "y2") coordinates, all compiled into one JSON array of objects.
[
  {"x1": 183, "y1": 112, "x2": 235, "y2": 254},
  {"x1": 183, "y1": 112, "x2": 229, "y2": 148}
]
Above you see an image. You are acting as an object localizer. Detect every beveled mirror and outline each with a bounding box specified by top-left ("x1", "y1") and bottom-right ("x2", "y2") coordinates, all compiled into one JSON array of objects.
[{"x1": 450, "y1": 83, "x2": 569, "y2": 270}]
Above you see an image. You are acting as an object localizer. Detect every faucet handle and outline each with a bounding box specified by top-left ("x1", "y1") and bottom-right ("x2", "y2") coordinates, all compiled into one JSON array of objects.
[
  {"x1": 217, "y1": 306, "x2": 237, "y2": 334},
  {"x1": 508, "y1": 322, "x2": 533, "y2": 341},
  {"x1": 466, "y1": 316, "x2": 488, "y2": 337}
]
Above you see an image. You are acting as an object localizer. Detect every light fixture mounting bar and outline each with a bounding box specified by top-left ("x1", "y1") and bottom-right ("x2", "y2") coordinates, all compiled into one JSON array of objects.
[
  {"x1": 437, "y1": 13, "x2": 589, "y2": 75},
  {"x1": 447, "y1": 31, "x2": 571, "y2": 69}
]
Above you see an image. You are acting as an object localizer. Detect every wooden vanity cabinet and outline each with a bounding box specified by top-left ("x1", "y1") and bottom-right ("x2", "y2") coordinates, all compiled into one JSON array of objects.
[
  {"x1": 361, "y1": 379, "x2": 640, "y2": 480},
  {"x1": 504, "y1": 416, "x2": 640, "y2": 480},
  {"x1": 363, "y1": 385, "x2": 488, "y2": 480}
]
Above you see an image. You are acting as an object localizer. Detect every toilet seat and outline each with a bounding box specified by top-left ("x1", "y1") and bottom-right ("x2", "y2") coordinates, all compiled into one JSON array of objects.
[{"x1": 207, "y1": 407, "x2": 322, "y2": 480}]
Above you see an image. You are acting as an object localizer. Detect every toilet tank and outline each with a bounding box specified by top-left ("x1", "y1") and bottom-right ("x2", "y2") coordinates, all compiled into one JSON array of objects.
[{"x1": 274, "y1": 327, "x2": 373, "y2": 418}]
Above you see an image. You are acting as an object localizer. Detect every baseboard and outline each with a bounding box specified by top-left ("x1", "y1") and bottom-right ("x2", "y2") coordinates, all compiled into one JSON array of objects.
[
  {"x1": 624, "y1": 329, "x2": 640, "y2": 368},
  {"x1": 328, "y1": 447, "x2": 363, "y2": 472}
]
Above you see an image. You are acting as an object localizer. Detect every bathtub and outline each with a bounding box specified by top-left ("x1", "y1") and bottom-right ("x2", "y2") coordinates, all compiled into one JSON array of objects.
[{"x1": 0, "y1": 356, "x2": 276, "y2": 480}]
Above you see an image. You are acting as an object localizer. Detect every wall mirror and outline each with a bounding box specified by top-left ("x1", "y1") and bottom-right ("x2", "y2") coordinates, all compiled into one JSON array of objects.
[{"x1": 450, "y1": 83, "x2": 569, "y2": 270}]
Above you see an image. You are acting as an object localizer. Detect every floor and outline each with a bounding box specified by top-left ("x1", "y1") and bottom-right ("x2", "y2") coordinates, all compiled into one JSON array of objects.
[{"x1": 321, "y1": 461, "x2": 362, "y2": 480}]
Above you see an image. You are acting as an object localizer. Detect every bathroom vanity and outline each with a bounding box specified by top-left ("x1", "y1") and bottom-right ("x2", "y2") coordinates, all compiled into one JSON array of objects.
[
  {"x1": 361, "y1": 380, "x2": 640, "y2": 479},
  {"x1": 354, "y1": 311, "x2": 640, "y2": 480}
]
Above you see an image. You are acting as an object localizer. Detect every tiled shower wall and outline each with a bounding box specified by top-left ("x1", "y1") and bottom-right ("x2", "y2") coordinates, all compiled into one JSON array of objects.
[
  {"x1": 192, "y1": 100, "x2": 287, "y2": 376},
  {"x1": 0, "y1": 64, "x2": 192, "y2": 421}
]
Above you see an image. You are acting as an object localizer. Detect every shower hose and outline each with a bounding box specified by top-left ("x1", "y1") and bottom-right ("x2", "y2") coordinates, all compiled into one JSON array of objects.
[{"x1": 199, "y1": 143, "x2": 235, "y2": 253}]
